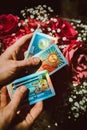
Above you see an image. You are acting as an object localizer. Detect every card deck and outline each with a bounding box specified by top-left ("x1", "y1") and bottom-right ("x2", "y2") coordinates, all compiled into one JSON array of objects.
[
  {"x1": 7, "y1": 70, "x2": 55, "y2": 105},
  {"x1": 25, "y1": 31, "x2": 57, "y2": 58},
  {"x1": 7, "y1": 32, "x2": 67, "y2": 105},
  {"x1": 33, "y1": 44, "x2": 68, "y2": 75}
]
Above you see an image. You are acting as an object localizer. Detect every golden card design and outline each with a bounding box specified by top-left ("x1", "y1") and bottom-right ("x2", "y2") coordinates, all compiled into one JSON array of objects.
[{"x1": 34, "y1": 44, "x2": 68, "y2": 75}]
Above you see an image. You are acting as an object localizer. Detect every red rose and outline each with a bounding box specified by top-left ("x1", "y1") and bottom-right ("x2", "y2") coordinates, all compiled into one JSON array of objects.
[
  {"x1": 57, "y1": 18, "x2": 77, "y2": 39},
  {"x1": 2, "y1": 28, "x2": 29, "y2": 52},
  {"x1": 0, "y1": 14, "x2": 18, "y2": 39},
  {"x1": 41, "y1": 18, "x2": 77, "y2": 44},
  {"x1": 20, "y1": 20, "x2": 30, "y2": 34},
  {"x1": 63, "y1": 41, "x2": 87, "y2": 84},
  {"x1": 28, "y1": 17, "x2": 41, "y2": 29},
  {"x1": 1, "y1": 18, "x2": 32, "y2": 52}
]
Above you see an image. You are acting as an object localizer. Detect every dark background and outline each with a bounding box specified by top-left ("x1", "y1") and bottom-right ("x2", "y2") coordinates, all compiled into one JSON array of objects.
[
  {"x1": 0, "y1": 0, "x2": 87, "y2": 130},
  {"x1": 0, "y1": 0, "x2": 87, "y2": 20},
  {"x1": 0, "y1": 0, "x2": 61, "y2": 15}
]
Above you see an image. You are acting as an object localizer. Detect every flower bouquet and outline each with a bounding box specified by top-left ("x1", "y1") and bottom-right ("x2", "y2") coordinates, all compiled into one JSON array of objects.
[{"x1": 0, "y1": 5, "x2": 87, "y2": 127}]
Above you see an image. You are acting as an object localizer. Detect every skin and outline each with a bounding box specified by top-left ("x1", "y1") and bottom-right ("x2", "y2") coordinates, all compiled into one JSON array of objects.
[
  {"x1": 0, "y1": 86, "x2": 43, "y2": 130},
  {"x1": 0, "y1": 33, "x2": 41, "y2": 86},
  {"x1": 0, "y1": 34, "x2": 43, "y2": 130}
]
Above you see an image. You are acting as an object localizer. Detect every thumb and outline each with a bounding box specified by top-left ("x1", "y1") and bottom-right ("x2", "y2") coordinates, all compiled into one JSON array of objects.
[
  {"x1": 7, "y1": 86, "x2": 28, "y2": 115},
  {"x1": 16, "y1": 57, "x2": 40, "y2": 68}
]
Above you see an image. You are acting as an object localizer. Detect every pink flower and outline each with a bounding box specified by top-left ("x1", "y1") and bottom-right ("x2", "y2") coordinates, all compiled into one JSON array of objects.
[
  {"x1": 0, "y1": 14, "x2": 18, "y2": 39},
  {"x1": 63, "y1": 41, "x2": 87, "y2": 84}
]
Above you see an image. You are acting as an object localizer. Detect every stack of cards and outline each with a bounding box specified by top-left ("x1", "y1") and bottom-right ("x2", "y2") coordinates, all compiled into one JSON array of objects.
[
  {"x1": 25, "y1": 31, "x2": 58, "y2": 58},
  {"x1": 33, "y1": 44, "x2": 68, "y2": 75},
  {"x1": 7, "y1": 31, "x2": 68, "y2": 105}
]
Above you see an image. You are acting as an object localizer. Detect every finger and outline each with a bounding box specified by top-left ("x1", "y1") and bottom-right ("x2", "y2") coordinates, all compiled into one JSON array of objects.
[
  {"x1": 0, "y1": 34, "x2": 33, "y2": 60},
  {"x1": 25, "y1": 102, "x2": 43, "y2": 126},
  {"x1": 16, "y1": 57, "x2": 40, "y2": 68},
  {"x1": 15, "y1": 101, "x2": 43, "y2": 129},
  {"x1": 13, "y1": 33, "x2": 33, "y2": 49},
  {"x1": 7, "y1": 86, "x2": 28, "y2": 115},
  {"x1": 0, "y1": 86, "x2": 8, "y2": 107},
  {"x1": 29, "y1": 101, "x2": 43, "y2": 121},
  {"x1": 25, "y1": 102, "x2": 43, "y2": 127}
]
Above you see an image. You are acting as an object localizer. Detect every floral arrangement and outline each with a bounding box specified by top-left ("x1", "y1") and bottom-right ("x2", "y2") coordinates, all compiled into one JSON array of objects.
[{"x1": 0, "y1": 5, "x2": 87, "y2": 121}]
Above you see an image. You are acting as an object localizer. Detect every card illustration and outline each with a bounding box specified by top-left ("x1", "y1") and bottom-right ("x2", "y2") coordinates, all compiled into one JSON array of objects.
[
  {"x1": 25, "y1": 31, "x2": 57, "y2": 58},
  {"x1": 7, "y1": 70, "x2": 55, "y2": 105},
  {"x1": 34, "y1": 44, "x2": 68, "y2": 75}
]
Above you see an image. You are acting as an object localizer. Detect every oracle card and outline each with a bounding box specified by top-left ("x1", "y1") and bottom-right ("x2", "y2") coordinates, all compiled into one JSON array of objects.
[
  {"x1": 25, "y1": 31, "x2": 57, "y2": 58},
  {"x1": 7, "y1": 70, "x2": 55, "y2": 105},
  {"x1": 34, "y1": 44, "x2": 68, "y2": 75}
]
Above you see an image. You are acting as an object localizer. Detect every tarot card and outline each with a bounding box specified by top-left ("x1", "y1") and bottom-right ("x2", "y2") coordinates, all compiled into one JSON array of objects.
[
  {"x1": 7, "y1": 83, "x2": 14, "y2": 98},
  {"x1": 34, "y1": 44, "x2": 68, "y2": 75},
  {"x1": 25, "y1": 31, "x2": 58, "y2": 58},
  {"x1": 7, "y1": 70, "x2": 55, "y2": 105}
]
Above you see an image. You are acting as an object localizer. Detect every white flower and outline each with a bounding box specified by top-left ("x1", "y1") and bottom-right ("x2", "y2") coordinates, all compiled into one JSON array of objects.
[
  {"x1": 57, "y1": 28, "x2": 61, "y2": 33},
  {"x1": 53, "y1": 18, "x2": 57, "y2": 22},
  {"x1": 30, "y1": 15, "x2": 34, "y2": 19},
  {"x1": 69, "y1": 98, "x2": 73, "y2": 102},
  {"x1": 47, "y1": 28, "x2": 51, "y2": 31},
  {"x1": 62, "y1": 37, "x2": 67, "y2": 41},
  {"x1": 83, "y1": 37, "x2": 86, "y2": 41},
  {"x1": 52, "y1": 30, "x2": 56, "y2": 33},
  {"x1": 77, "y1": 37, "x2": 82, "y2": 41},
  {"x1": 48, "y1": 125, "x2": 51, "y2": 128},
  {"x1": 18, "y1": 23, "x2": 21, "y2": 27},
  {"x1": 83, "y1": 82, "x2": 87, "y2": 86},
  {"x1": 30, "y1": 28, "x2": 34, "y2": 32},
  {"x1": 74, "y1": 113, "x2": 79, "y2": 118},
  {"x1": 25, "y1": 19, "x2": 28, "y2": 23},
  {"x1": 43, "y1": 5, "x2": 47, "y2": 8},
  {"x1": 54, "y1": 122, "x2": 58, "y2": 126},
  {"x1": 20, "y1": 10, "x2": 25, "y2": 13}
]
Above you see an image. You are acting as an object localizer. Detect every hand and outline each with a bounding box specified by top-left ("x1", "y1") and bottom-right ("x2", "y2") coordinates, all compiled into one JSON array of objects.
[
  {"x1": 0, "y1": 86, "x2": 43, "y2": 130},
  {"x1": 0, "y1": 34, "x2": 41, "y2": 86}
]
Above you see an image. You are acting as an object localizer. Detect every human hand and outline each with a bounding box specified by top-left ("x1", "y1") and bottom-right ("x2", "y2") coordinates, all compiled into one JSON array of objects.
[
  {"x1": 0, "y1": 86, "x2": 43, "y2": 130},
  {"x1": 0, "y1": 34, "x2": 41, "y2": 86}
]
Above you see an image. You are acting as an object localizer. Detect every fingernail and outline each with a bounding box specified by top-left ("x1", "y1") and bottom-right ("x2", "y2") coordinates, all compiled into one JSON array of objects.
[
  {"x1": 20, "y1": 86, "x2": 27, "y2": 93},
  {"x1": 33, "y1": 57, "x2": 40, "y2": 64}
]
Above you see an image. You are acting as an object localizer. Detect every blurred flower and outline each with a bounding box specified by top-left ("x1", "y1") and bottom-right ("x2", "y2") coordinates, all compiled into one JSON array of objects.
[
  {"x1": 0, "y1": 4, "x2": 87, "y2": 122},
  {"x1": 0, "y1": 14, "x2": 18, "y2": 39},
  {"x1": 2, "y1": 28, "x2": 29, "y2": 52},
  {"x1": 68, "y1": 81, "x2": 87, "y2": 119},
  {"x1": 40, "y1": 17, "x2": 77, "y2": 44},
  {"x1": 63, "y1": 41, "x2": 87, "y2": 84}
]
